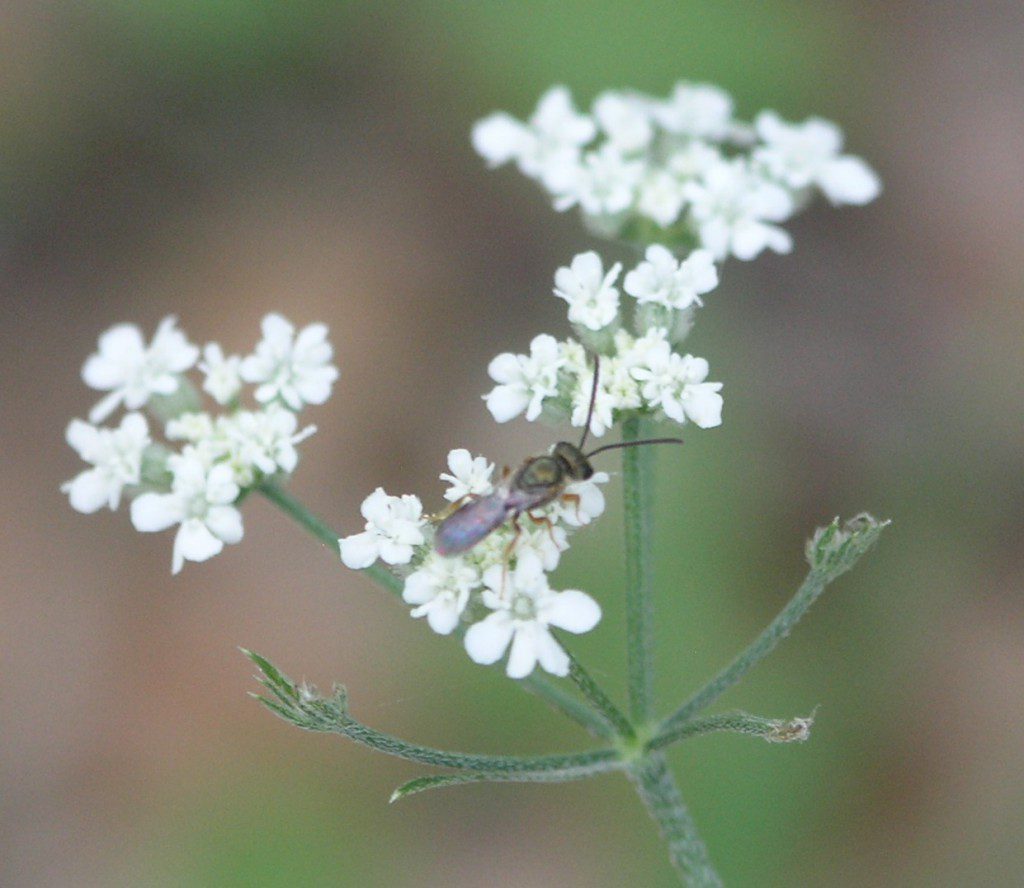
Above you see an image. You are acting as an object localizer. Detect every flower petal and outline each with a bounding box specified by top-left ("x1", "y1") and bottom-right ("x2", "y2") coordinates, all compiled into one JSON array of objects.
[{"x1": 464, "y1": 612, "x2": 514, "y2": 665}]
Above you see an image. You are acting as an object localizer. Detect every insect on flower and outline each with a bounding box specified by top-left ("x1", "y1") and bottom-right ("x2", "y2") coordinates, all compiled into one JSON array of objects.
[{"x1": 434, "y1": 355, "x2": 684, "y2": 557}]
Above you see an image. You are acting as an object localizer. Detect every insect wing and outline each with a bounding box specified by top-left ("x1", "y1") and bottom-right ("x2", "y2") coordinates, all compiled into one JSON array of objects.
[{"x1": 435, "y1": 492, "x2": 511, "y2": 556}]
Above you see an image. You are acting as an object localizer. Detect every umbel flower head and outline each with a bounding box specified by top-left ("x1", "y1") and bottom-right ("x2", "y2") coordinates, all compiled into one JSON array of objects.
[
  {"x1": 473, "y1": 83, "x2": 880, "y2": 259},
  {"x1": 64, "y1": 313, "x2": 338, "y2": 574}
]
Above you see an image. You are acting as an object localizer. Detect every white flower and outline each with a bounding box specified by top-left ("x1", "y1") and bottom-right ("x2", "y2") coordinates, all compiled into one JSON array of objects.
[
  {"x1": 546, "y1": 472, "x2": 609, "y2": 528},
  {"x1": 239, "y1": 313, "x2": 339, "y2": 410},
  {"x1": 484, "y1": 334, "x2": 565, "y2": 423},
  {"x1": 62, "y1": 413, "x2": 150, "y2": 513},
  {"x1": 339, "y1": 487, "x2": 426, "y2": 569},
  {"x1": 685, "y1": 158, "x2": 794, "y2": 261},
  {"x1": 472, "y1": 86, "x2": 596, "y2": 192},
  {"x1": 554, "y1": 143, "x2": 644, "y2": 216},
  {"x1": 514, "y1": 521, "x2": 569, "y2": 572},
  {"x1": 199, "y1": 342, "x2": 243, "y2": 405},
  {"x1": 440, "y1": 449, "x2": 495, "y2": 502},
  {"x1": 402, "y1": 553, "x2": 480, "y2": 635},
  {"x1": 631, "y1": 342, "x2": 723, "y2": 427},
  {"x1": 223, "y1": 405, "x2": 316, "y2": 482},
  {"x1": 82, "y1": 317, "x2": 199, "y2": 423},
  {"x1": 165, "y1": 412, "x2": 216, "y2": 443},
  {"x1": 753, "y1": 111, "x2": 881, "y2": 205},
  {"x1": 624, "y1": 246, "x2": 718, "y2": 310},
  {"x1": 130, "y1": 449, "x2": 243, "y2": 574},
  {"x1": 592, "y1": 91, "x2": 654, "y2": 153},
  {"x1": 553, "y1": 252, "x2": 622, "y2": 332},
  {"x1": 652, "y1": 82, "x2": 734, "y2": 140},
  {"x1": 568, "y1": 365, "x2": 618, "y2": 438},
  {"x1": 636, "y1": 170, "x2": 689, "y2": 227},
  {"x1": 463, "y1": 551, "x2": 601, "y2": 678}
]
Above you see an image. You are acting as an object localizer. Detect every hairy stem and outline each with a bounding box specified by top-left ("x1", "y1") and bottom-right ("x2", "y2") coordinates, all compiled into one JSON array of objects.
[
  {"x1": 648, "y1": 711, "x2": 814, "y2": 752},
  {"x1": 563, "y1": 644, "x2": 636, "y2": 739},
  {"x1": 630, "y1": 754, "x2": 722, "y2": 887},
  {"x1": 622, "y1": 415, "x2": 656, "y2": 724}
]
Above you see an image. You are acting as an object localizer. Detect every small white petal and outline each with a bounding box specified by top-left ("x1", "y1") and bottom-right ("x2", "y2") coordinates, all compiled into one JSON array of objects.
[
  {"x1": 818, "y1": 156, "x2": 881, "y2": 205},
  {"x1": 339, "y1": 531, "x2": 380, "y2": 569},
  {"x1": 205, "y1": 505, "x2": 244, "y2": 544},
  {"x1": 62, "y1": 470, "x2": 112, "y2": 514},
  {"x1": 464, "y1": 612, "x2": 515, "y2": 665},
  {"x1": 505, "y1": 626, "x2": 539, "y2": 679},
  {"x1": 130, "y1": 493, "x2": 183, "y2": 533},
  {"x1": 544, "y1": 589, "x2": 602, "y2": 634}
]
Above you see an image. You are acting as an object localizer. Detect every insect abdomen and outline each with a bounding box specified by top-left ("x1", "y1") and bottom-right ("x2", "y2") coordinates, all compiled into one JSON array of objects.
[{"x1": 435, "y1": 493, "x2": 512, "y2": 556}]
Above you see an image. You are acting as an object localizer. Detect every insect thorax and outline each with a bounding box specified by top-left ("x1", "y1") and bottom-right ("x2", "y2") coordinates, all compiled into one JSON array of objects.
[{"x1": 513, "y1": 455, "x2": 564, "y2": 493}]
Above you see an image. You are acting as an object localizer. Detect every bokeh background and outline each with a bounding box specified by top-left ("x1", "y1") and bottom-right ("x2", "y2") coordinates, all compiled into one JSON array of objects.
[{"x1": 3, "y1": 2, "x2": 1022, "y2": 886}]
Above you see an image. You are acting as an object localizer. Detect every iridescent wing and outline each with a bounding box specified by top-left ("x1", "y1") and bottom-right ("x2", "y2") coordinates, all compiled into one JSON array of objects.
[{"x1": 434, "y1": 492, "x2": 512, "y2": 556}]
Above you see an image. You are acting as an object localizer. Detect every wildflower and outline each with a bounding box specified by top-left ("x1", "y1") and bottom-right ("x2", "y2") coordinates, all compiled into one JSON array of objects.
[
  {"x1": 472, "y1": 86, "x2": 596, "y2": 191},
  {"x1": 440, "y1": 449, "x2": 495, "y2": 502},
  {"x1": 339, "y1": 488, "x2": 426, "y2": 569},
  {"x1": 484, "y1": 334, "x2": 564, "y2": 423},
  {"x1": 82, "y1": 317, "x2": 199, "y2": 423},
  {"x1": 624, "y1": 246, "x2": 719, "y2": 310},
  {"x1": 62, "y1": 412, "x2": 150, "y2": 513},
  {"x1": 685, "y1": 158, "x2": 794, "y2": 260},
  {"x1": 402, "y1": 553, "x2": 481, "y2": 635},
  {"x1": 199, "y1": 342, "x2": 243, "y2": 405},
  {"x1": 592, "y1": 91, "x2": 654, "y2": 154},
  {"x1": 754, "y1": 112, "x2": 881, "y2": 205},
  {"x1": 636, "y1": 170, "x2": 689, "y2": 228},
  {"x1": 553, "y1": 252, "x2": 622, "y2": 332},
  {"x1": 631, "y1": 342, "x2": 723, "y2": 427},
  {"x1": 547, "y1": 472, "x2": 609, "y2": 528},
  {"x1": 463, "y1": 551, "x2": 601, "y2": 678},
  {"x1": 651, "y1": 82, "x2": 734, "y2": 140},
  {"x1": 240, "y1": 313, "x2": 339, "y2": 410},
  {"x1": 223, "y1": 405, "x2": 316, "y2": 483},
  {"x1": 553, "y1": 143, "x2": 645, "y2": 216},
  {"x1": 130, "y1": 448, "x2": 243, "y2": 574}
]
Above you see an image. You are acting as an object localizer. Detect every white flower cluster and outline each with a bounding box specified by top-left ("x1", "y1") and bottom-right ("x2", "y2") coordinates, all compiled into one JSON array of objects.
[
  {"x1": 63, "y1": 313, "x2": 338, "y2": 573},
  {"x1": 473, "y1": 84, "x2": 881, "y2": 260},
  {"x1": 485, "y1": 249, "x2": 724, "y2": 438},
  {"x1": 339, "y1": 449, "x2": 607, "y2": 679}
]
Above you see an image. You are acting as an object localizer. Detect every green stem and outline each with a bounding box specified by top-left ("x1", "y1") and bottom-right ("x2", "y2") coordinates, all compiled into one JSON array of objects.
[
  {"x1": 648, "y1": 711, "x2": 814, "y2": 752},
  {"x1": 630, "y1": 754, "x2": 722, "y2": 887},
  {"x1": 257, "y1": 480, "x2": 613, "y2": 738},
  {"x1": 563, "y1": 644, "x2": 635, "y2": 739},
  {"x1": 622, "y1": 415, "x2": 656, "y2": 724}
]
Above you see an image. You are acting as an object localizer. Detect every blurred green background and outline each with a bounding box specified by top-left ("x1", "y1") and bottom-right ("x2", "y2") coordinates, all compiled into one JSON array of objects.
[{"x1": 3, "y1": 2, "x2": 1022, "y2": 886}]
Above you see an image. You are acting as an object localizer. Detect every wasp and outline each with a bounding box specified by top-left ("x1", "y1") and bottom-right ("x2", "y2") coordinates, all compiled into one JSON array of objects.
[{"x1": 434, "y1": 355, "x2": 684, "y2": 557}]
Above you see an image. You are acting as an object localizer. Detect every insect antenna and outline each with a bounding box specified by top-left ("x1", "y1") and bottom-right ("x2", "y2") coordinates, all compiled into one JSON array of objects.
[
  {"x1": 585, "y1": 437, "x2": 685, "y2": 459},
  {"x1": 576, "y1": 354, "x2": 601, "y2": 452}
]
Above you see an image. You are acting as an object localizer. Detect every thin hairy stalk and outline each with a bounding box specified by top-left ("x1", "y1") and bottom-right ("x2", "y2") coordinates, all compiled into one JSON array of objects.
[
  {"x1": 257, "y1": 480, "x2": 613, "y2": 737},
  {"x1": 630, "y1": 753, "x2": 722, "y2": 887},
  {"x1": 648, "y1": 711, "x2": 814, "y2": 752},
  {"x1": 562, "y1": 644, "x2": 635, "y2": 739},
  {"x1": 621, "y1": 415, "x2": 656, "y2": 724},
  {"x1": 390, "y1": 759, "x2": 627, "y2": 803},
  {"x1": 660, "y1": 515, "x2": 889, "y2": 733},
  {"x1": 246, "y1": 649, "x2": 619, "y2": 773}
]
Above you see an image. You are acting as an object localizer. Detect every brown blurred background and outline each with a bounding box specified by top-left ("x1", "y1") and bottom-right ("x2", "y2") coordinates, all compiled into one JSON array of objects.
[{"x1": 3, "y1": 2, "x2": 1022, "y2": 886}]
